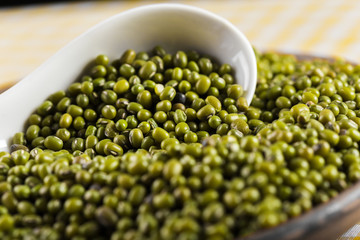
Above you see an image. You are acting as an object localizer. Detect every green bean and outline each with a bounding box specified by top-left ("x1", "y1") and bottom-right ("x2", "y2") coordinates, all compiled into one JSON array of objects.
[
  {"x1": 152, "y1": 127, "x2": 170, "y2": 143},
  {"x1": 195, "y1": 75, "x2": 211, "y2": 95},
  {"x1": 197, "y1": 105, "x2": 216, "y2": 121},
  {"x1": 198, "y1": 58, "x2": 213, "y2": 75},
  {"x1": 173, "y1": 51, "x2": 188, "y2": 68},
  {"x1": 44, "y1": 136, "x2": 63, "y2": 151},
  {"x1": 129, "y1": 129, "x2": 144, "y2": 149}
]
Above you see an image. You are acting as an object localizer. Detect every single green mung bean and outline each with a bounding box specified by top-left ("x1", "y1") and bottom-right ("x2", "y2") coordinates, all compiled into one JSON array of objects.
[
  {"x1": 139, "y1": 61, "x2": 157, "y2": 80},
  {"x1": 198, "y1": 57, "x2": 213, "y2": 75},
  {"x1": 205, "y1": 96, "x2": 222, "y2": 112},
  {"x1": 175, "y1": 122, "x2": 190, "y2": 137},
  {"x1": 44, "y1": 136, "x2": 63, "y2": 151},
  {"x1": 197, "y1": 105, "x2": 216, "y2": 121},
  {"x1": 113, "y1": 79, "x2": 130, "y2": 94},
  {"x1": 173, "y1": 51, "x2": 188, "y2": 68},
  {"x1": 174, "y1": 109, "x2": 187, "y2": 123},
  {"x1": 160, "y1": 86, "x2": 176, "y2": 101},
  {"x1": 227, "y1": 84, "x2": 243, "y2": 100},
  {"x1": 120, "y1": 49, "x2": 136, "y2": 64},
  {"x1": 195, "y1": 75, "x2": 211, "y2": 95},
  {"x1": 129, "y1": 129, "x2": 144, "y2": 149},
  {"x1": 104, "y1": 142, "x2": 123, "y2": 156},
  {"x1": 101, "y1": 105, "x2": 117, "y2": 119},
  {"x1": 152, "y1": 127, "x2": 170, "y2": 143}
]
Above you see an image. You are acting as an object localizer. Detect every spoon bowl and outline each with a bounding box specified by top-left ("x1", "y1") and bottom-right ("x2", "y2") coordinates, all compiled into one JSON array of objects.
[{"x1": 0, "y1": 3, "x2": 256, "y2": 151}]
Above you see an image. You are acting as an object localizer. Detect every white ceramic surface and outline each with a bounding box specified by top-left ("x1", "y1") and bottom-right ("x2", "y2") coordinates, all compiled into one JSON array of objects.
[{"x1": 0, "y1": 3, "x2": 257, "y2": 151}]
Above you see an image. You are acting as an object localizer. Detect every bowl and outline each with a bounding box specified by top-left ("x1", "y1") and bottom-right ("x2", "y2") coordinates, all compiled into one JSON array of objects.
[{"x1": 0, "y1": 3, "x2": 257, "y2": 151}]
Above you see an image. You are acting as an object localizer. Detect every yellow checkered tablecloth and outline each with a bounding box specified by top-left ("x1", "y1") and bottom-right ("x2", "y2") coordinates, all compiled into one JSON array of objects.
[
  {"x1": 2, "y1": 0, "x2": 360, "y2": 87},
  {"x1": 340, "y1": 224, "x2": 360, "y2": 240},
  {"x1": 2, "y1": 0, "x2": 360, "y2": 239}
]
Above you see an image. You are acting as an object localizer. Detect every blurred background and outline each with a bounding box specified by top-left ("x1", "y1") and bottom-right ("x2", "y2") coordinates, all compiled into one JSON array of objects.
[{"x1": 1, "y1": 0, "x2": 360, "y2": 89}]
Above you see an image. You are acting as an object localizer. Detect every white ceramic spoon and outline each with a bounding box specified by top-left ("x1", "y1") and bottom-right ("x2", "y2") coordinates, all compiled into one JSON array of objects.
[{"x1": 0, "y1": 3, "x2": 257, "y2": 151}]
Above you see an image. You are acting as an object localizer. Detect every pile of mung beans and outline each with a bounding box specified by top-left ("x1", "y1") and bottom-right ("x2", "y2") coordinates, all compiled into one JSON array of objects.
[{"x1": 0, "y1": 46, "x2": 360, "y2": 240}]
